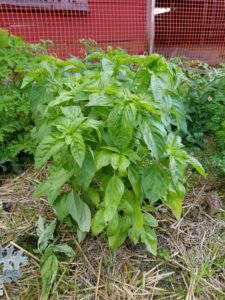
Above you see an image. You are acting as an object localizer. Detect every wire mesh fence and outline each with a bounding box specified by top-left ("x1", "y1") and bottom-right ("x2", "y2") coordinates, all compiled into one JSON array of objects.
[
  {"x1": 0, "y1": 0, "x2": 224, "y2": 64},
  {"x1": 154, "y1": 0, "x2": 225, "y2": 65}
]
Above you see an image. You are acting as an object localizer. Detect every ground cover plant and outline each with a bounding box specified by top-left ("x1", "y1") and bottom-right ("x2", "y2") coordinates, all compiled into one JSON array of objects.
[
  {"x1": 177, "y1": 58, "x2": 225, "y2": 173},
  {"x1": 22, "y1": 49, "x2": 204, "y2": 257},
  {"x1": 0, "y1": 29, "x2": 45, "y2": 170}
]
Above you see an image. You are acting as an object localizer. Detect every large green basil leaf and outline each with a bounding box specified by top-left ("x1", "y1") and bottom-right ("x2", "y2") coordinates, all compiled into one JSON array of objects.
[
  {"x1": 107, "y1": 215, "x2": 131, "y2": 249},
  {"x1": 33, "y1": 168, "x2": 73, "y2": 204},
  {"x1": 142, "y1": 163, "x2": 170, "y2": 203},
  {"x1": 66, "y1": 190, "x2": 91, "y2": 232},
  {"x1": 162, "y1": 182, "x2": 186, "y2": 220},
  {"x1": 104, "y1": 174, "x2": 124, "y2": 222},
  {"x1": 40, "y1": 249, "x2": 58, "y2": 300},
  {"x1": 91, "y1": 208, "x2": 106, "y2": 236},
  {"x1": 35, "y1": 136, "x2": 64, "y2": 168},
  {"x1": 127, "y1": 166, "x2": 143, "y2": 201},
  {"x1": 107, "y1": 102, "x2": 136, "y2": 150},
  {"x1": 70, "y1": 132, "x2": 86, "y2": 168},
  {"x1": 75, "y1": 149, "x2": 95, "y2": 189},
  {"x1": 141, "y1": 227, "x2": 157, "y2": 256},
  {"x1": 53, "y1": 193, "x2": 70, "y2": 220},
  {"x1": 188, "y1": 155, "x2": 206, "y2": 177},
  {"x1": 139, "y1": 119, "x2": 166, "y2": 160},
  {"x1": 86, "y1": 93, "x2": 115, "y2": 107},
  {"x1": 95, "y1": 150, "x2": 112, "y2": 171}
]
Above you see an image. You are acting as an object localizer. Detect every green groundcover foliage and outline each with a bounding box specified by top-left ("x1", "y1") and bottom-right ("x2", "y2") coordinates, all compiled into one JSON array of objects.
[
  {"x1": 0, "y1": 29, "x2": 46, "y2": 170},
  {"x1": 21, "y1": 49, "x2": 205, "y2": 254},
  {"x1": 180, "y1": 59, "x2": 225, "y2": 172}
]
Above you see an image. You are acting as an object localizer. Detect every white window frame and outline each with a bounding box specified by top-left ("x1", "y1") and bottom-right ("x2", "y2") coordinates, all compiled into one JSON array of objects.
[{"x1": 0, "y1": 0, "x2": 89, "y2": 11}]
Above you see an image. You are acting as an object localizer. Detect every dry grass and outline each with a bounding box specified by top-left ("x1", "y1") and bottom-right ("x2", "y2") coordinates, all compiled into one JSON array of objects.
[{"x1": 0, "y1": 169, "x2": 225, "y2": 300}]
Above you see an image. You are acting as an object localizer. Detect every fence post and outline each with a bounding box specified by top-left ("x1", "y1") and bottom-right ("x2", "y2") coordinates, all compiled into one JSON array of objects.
[{"x1": 146, "y1": 0, "x2": 155, "y2": 54}]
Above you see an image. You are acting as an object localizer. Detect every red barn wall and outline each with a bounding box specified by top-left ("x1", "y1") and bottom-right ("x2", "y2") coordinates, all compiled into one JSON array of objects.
[
  {"x1": 154, "y1": 0, "x2": 225, "y2": 65},
  {"x1": 0, "y1": 0, "x2": 225, "y2": 64},
  {"x1": 0, "y1": 0, "x2": 148, "y2": 58}
]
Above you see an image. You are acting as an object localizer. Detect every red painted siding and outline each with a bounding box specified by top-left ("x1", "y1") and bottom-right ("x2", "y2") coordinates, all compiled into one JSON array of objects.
[
  {"x1": 0, "y1": 0, "x2": 148, "y2": 58},
  {"x1": 0, "y1": 0, "x2": 224, "y2": 64},
  {"x1": 154, "y1": 0, "x2": 225, "y2": 64}
]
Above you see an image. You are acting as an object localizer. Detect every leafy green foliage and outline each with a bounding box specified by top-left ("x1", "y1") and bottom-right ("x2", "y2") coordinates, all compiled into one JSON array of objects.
[
  {"x1": 0, "y1": 29, "x2": 45, "y2": 170},
  {"x1": 24, "y1": 48, "x2": 204, "y2": 254},
  {"x1": 40, "y1": 248, "x2": 58, "y2": 300},
  {"x1": 36, "y1": 217, "x2": 75, "y2": 300},
  {"x1": 179, "y1": 58, "x2": 225, "y2": 173}
]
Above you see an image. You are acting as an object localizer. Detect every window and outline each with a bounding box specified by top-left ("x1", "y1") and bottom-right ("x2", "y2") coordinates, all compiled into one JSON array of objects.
[
  {"x1": 155, "y1": 8, "x2": 171, "y2": 15},
  {"x1": 0, "y1": 0, "x2": 89, "y2": 11}
]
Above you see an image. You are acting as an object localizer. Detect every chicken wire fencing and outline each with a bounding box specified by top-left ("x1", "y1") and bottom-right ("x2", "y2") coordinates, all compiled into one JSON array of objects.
[{"x1": 0, "y1": 0, "x2": 225, "y2": 64}]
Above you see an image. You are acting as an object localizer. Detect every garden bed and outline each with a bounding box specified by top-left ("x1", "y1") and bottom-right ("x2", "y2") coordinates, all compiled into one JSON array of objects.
[
  {"x1": 1, "y1": 29, "x2": 225, "y2": 299},
  {"x1": 1, "y1": 169, "x2": 225, "y2": 299}
]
